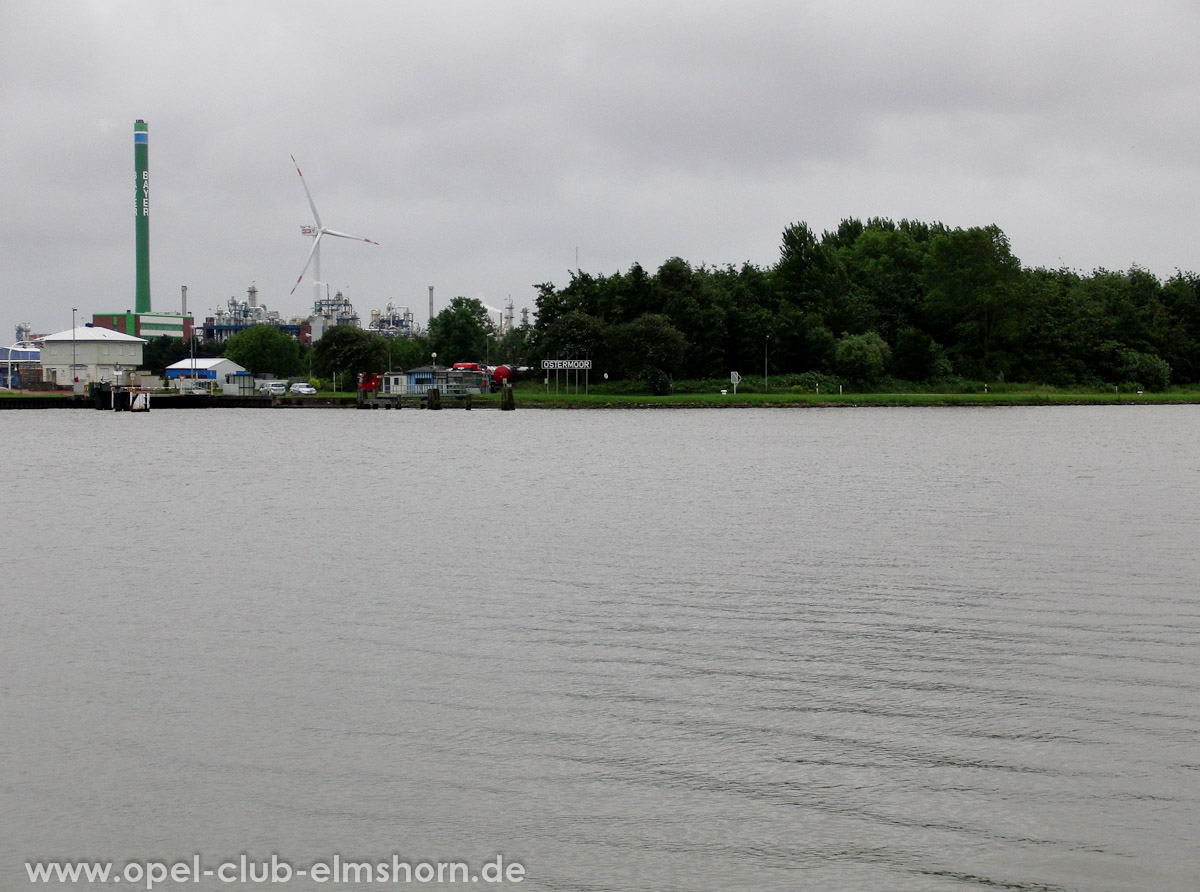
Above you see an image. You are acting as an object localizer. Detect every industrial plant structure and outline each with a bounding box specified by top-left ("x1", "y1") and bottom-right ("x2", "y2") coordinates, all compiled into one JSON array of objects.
[
  {"x1": 67, "y1": 123, "x2": 451, "y2": 365},
  {"x1": 92, "y1": 120, "x2": 192, "y2": 342}
]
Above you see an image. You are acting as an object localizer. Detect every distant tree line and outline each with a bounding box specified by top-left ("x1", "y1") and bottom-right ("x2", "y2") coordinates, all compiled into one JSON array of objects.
[
  {"x1": 139, "y1": 217, "x2": 1200, "y2": 392},
  {"x1": 531, "y1": 218, "x2": 1199, "y2": 391}
]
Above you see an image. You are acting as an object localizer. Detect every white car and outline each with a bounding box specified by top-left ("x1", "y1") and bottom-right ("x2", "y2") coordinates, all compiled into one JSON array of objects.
[
  {"x1": 289, "y1": 382, "x2": 317, "y2": 395},
  {"x1": 259, "y1": 381, "x2": 286, "y2": 396}
]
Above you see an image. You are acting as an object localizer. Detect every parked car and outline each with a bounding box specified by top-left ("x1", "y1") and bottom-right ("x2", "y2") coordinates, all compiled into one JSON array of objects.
[
  {"x1": 290, "y1": 382, "x2": 317, "y2": 395},
  {"x1": 259, "y1": 381, "x2": 286, "y2": 396}
]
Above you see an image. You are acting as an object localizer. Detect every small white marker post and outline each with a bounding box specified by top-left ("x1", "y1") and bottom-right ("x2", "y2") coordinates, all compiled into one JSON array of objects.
[{"x1": 730, "y1": 371, "x2": 741, "y2": 394}]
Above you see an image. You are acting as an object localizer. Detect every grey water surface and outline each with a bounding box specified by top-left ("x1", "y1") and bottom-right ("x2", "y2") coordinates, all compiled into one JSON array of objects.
[{"x1": 2, "y1": 406, "x2": 1197, "y2": 891}]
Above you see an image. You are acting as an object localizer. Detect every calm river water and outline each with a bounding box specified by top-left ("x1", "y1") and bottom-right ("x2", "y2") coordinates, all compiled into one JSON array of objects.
[{"x1": 2, "y1": 406, "x2": 1198, "y2": 891}]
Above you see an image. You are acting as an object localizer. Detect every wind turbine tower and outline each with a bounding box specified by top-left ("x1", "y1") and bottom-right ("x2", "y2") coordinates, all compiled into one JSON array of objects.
[{"x1": 290, "y1": 155, "x2": 378, "y2": 307}]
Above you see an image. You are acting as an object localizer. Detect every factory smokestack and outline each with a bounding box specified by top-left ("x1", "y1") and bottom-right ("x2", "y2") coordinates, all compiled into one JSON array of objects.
[
  {"x1": 134, "y1": 120, "x2": 151, "y2": 313},
  {"x1": 428, "y1": 285, "x2": 434, "y2": 326}
]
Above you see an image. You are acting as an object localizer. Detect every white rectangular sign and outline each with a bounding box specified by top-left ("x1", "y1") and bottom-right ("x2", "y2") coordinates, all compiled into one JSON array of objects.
[{"x1": 542, "y1": 359, "x2": 593, "y2": 370}]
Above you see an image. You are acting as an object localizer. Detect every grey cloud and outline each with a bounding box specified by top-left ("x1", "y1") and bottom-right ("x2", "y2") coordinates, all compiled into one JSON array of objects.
[{"x1": 3, "y1": 0, "x2": 1200, "y2": 333}]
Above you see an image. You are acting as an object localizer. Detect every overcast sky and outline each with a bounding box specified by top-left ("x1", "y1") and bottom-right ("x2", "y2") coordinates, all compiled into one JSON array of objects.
[{"x1": 3, "y1": 0, "x2": 1199, "y2": 337}]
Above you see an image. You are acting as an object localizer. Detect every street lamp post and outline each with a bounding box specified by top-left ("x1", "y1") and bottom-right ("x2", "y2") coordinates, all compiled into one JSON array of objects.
[
  {"x1": 764, "y1": 334, "x2": 770, "y2": 393},
  {"x1": 71, "y1": 307, "x2": 78, "y2": 386}
]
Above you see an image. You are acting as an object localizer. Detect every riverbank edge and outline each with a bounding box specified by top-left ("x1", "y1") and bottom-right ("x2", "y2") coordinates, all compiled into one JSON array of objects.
[
  {"x1": 4, "y1": 392, "x2": 1200, "y2": 409},
  {"x1": 503, "y1": 392, "x2": 1200, "y2": 408}
]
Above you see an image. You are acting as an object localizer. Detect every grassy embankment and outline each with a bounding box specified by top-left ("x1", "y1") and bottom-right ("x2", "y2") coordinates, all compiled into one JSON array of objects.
[{"x1": 470, "y1": 379, "x2": 1200, "y2": 408}]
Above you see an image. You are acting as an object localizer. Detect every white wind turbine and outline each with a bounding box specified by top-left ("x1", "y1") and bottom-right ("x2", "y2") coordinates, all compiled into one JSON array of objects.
[{"x1": 289, "y1": 155, "x2": 378, "y2": 303}]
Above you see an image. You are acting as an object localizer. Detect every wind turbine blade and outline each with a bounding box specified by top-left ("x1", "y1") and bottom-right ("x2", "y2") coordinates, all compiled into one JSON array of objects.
[
  {"x1": 291, "y1": 155, "x2": 322, "y2": 229},
  {"x1": 290, "y1": 232, "x2": 323, "y2": 295},
  {"x1": 322, "y1": 228, "x2": 379, "y2": 245}
]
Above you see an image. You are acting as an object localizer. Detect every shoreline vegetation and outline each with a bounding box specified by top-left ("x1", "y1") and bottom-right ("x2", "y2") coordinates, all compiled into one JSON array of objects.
[
  {"x1": 506, "y1": 391, "x2": 1200, "y2": 408},
  {"x1": 501, "y1": 373, "x2": 1200, "y2": 407},
  {"x1": 497, "y1": 384, "x2": 1200, "y2": 408},
  {"x1": 6, "y1": 381, "x2": 1200, "y2": 409}
]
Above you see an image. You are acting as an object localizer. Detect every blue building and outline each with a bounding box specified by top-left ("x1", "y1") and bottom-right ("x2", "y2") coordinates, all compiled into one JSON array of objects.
[
  {"x1": 1, "y1": 344, "x2": 41, "y2": 389},
  {"x1": 164, "y1": 357, "x2": 254, "y2": 394}
]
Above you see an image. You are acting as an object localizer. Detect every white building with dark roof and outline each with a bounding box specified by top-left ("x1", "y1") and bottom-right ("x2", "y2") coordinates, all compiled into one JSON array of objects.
[{"x1": 37, "y1": 325, "x2": 146, "y2": 386}]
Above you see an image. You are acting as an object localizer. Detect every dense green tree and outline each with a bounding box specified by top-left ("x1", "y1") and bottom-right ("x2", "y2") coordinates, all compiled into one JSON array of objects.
[
  {"x1": 653, "y1": 257, "x2": 725, "y2": 377},
  {"x1": 535, "y1": 310, "x2": 607, "y2": 365},
  {"x1": 385, "y1": 335, "x2": 432, "y2": 371},
  {"x1": 428, "y1": 297, "x2": 492, "y2": 365},
  {"x1": 892, "y1": 327, "x2": 947, "y2": 382},
  {"x1": 792, "y1": 313, "x2": 837, "y2": 373},
  {"x1": 922, "y1": 225, "x2": 1022, "y2": 377},
  {"x1": 1011, "y1": 269, "x2": 1101, "y2": 384},
  {"x1": 839, "y1": 223, "x2": 929, "y2": 342},
  {"x1": 608, "y1": 314, "x2": 688, "y2": 382},
  {"x1": 223, "y1": 325, "x2": 303, "y2": 376},
  {"x1": 142, "y1": 336, "x2": 183, "y2": 375},
  {"x1": 1116, "y1": 349, "x2": 1171, "y2": 391},
  {"x1": 834, "y1": 331, "x2": 891, "y2": 385},
  {"x1": 1084, "y1": 268, "x2": 1173, "y2": 362},
  {"x1": 495, "y1": 324, "x2": 535, "y2": 368},
  {"x1": 617, "y1": 262, "x2": 657, "y2": 322},
  {"x1": 311, "y1": 325, "x2": 388, "y2": 384},
  {"x1": 141, "y1": 335, "x2": 222, "y2": 375},
  {"x1": 775, "y1": 222, "x2": 844, "y2": 323},
  {"x1": 718, "y1": 262, "x2": 775, "y2": 375},
  {"x1": 1160, "y1": 273, "x2": 1200, "y2": 383}
]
